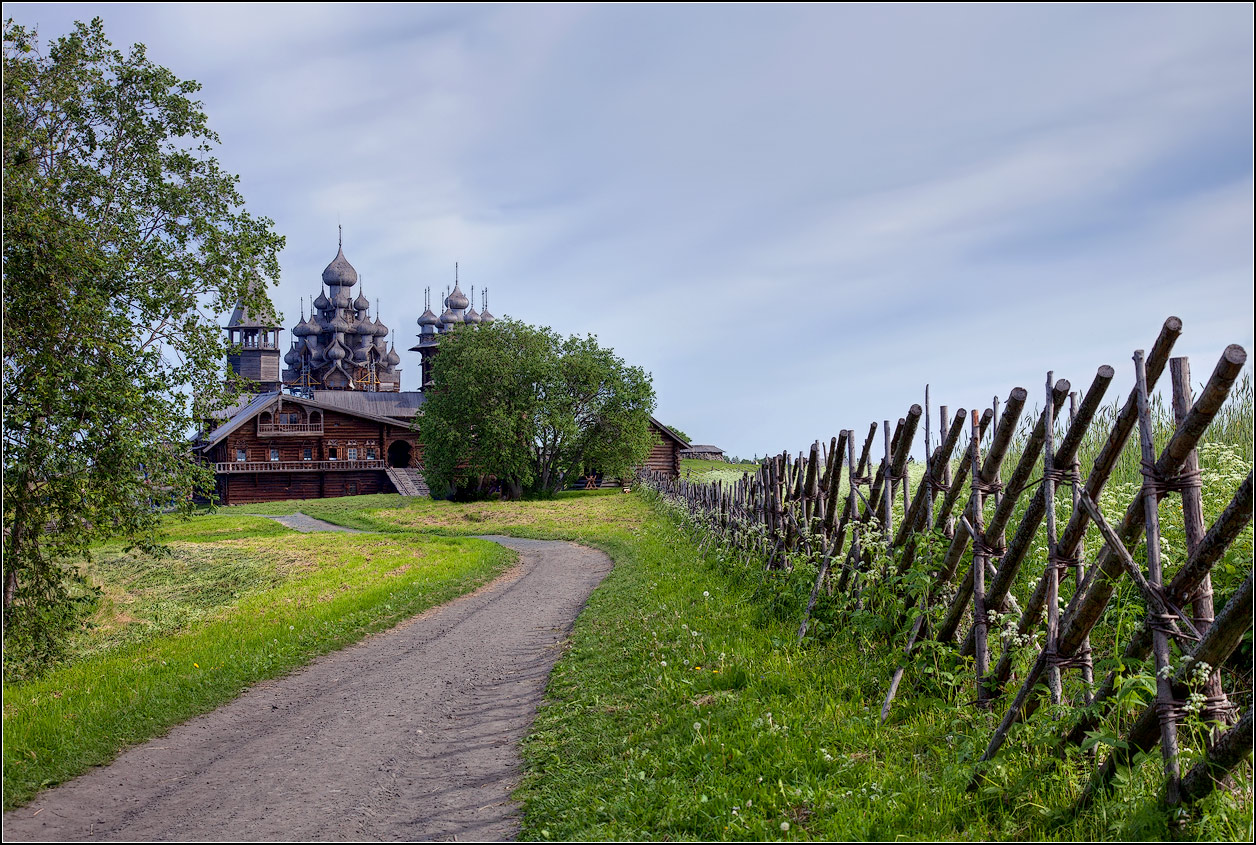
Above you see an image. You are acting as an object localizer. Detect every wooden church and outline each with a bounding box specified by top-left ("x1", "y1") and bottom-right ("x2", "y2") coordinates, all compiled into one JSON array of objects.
[{"x1": 198, "y1": 238, "x2": 685, "y2": 505}]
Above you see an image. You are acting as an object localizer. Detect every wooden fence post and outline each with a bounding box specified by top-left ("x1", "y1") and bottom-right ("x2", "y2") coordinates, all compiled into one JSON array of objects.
[{"x1": 1135, "y1": 348, "x2": 1182, "y2": 805}]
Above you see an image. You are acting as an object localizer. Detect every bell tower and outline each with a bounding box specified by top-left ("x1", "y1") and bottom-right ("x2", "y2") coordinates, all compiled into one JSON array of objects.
[{"x1": 225, "y1": 283, "x2": 283, "y2": 393}]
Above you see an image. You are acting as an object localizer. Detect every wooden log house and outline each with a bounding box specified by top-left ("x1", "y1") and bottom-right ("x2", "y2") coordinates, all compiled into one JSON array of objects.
[{"x1": 200, "y1": 393, "x2": 426, "y2": 505}]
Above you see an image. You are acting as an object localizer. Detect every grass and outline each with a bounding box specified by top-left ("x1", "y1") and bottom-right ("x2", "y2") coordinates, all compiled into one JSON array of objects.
[
  {"x1": 223, "y1": 488, "x2": 647, "y2": 539},
  {"x1": 2, "y1": 516, "x2": 514, "y2": 809},
  {"x1": 682, "y1": 458, "x2": 761, "y2": 485},
  {"x1": 4, "y1": 474, "x2": 1249, "y2": 837},
  {"x1": 512, "y1": 493, "x2": 1253, "y2": 841}
]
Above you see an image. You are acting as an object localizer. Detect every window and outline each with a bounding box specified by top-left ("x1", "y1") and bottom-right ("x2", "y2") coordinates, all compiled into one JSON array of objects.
[
  {"x1": 366, "y1": 447, "x2": 376, "y2": 460},
  {"x1": 347, "y1": 447, "x2": 358, "y2": 461},
  {"x1": 270, "y1": 448, "x2": 279, "y2": 462},
  {"x1": 329, "y1": 447, "x2": 338, "y2": 461},
  {"x1": 236, "y1": 448, "x2": 246, "y2": 462},
  {"x1": 303, "y1": 447, "x2": 312, "y2": 461}
]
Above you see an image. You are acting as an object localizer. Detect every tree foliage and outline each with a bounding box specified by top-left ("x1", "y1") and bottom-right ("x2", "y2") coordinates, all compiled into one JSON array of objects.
[
  {"x1": 664, "y1": 424, "x2": 691, "y2": 445},
  {"x1": 416, "y1": 319, "x2": 657, "y2": 499},
  {"x1": 2, "y1": 18, "x2": 284, "y2": 678}
]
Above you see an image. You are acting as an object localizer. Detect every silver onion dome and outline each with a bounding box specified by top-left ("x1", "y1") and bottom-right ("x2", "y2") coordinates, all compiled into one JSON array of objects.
[
  {"x1": 446, "y1": 284, "x2": 470, "y2": 311},
  {"x1": 322, "y1": 246, "x2": 359, "y2": 286}
]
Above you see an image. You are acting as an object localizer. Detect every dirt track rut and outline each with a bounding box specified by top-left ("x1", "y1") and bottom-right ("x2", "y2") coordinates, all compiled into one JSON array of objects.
[{"x1": 3, "y1": 536, "x2": 612, "y2": 842}]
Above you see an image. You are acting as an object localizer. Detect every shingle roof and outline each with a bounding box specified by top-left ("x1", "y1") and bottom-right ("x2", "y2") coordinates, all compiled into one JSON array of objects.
[
  {"x1": 199, "y1": 391, "x2": 424, "y2": 450},
  {"x1": 307, "y1": 390, "x2": 425, "y2": 419},
  {"x1": 201, "y1": 392, "x2": 282, "y2": 447}
]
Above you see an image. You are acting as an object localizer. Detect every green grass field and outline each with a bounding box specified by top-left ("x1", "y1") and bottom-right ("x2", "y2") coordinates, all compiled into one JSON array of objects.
[
  {"x1": 4, "y1": 482, "x2": 1250, "y2": 838},
  {"x1": 2, "y1": 516, "x2": 514, "y2": 809}
]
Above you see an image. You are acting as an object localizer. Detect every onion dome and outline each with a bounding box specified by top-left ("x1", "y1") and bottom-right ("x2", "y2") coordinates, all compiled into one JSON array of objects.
[
  {"x1": 292, "y1": 314, "x2": 316, "y2": 337},
  {"x1": 446, "y1": 284, "x2": 470, "y2": 311},
  {"x1": 479, "y1": 308, "x2": 495, "y2": 324},
  {"x1": 463, "y1": 306, "x2": 481, "y2": 324},
  {"x1": 372, "y1": 316, "x2": 389, "y2": 337},
  {"x1": 322, "y1": 245, "x2": 359, "y2": 286},
  {"x1": 284, "y1": 344, "x2": 303, "y2": 366},
  {"x1": 440, "y1": 306, "x2": 459, "y2": 326},
  {"x1": 331, "y1": 286, "x2": 353, "y2": 309},
  {"x1": 385, "y1": 344, "x2": 401, "y2": 367},
  {"x1": 329, "y1": 311, "x2": 351, "y2": 333},
  {"x1": 417, "y1": 308, "x2": 439, "y2": 327},
  {"x1": 326, "y1": 339, "x2": 347, "y2": 361},
  {"x1": 353, "y1": 291, "x2": 370, "y2": 312},
  {"x1": 313, "y1": 288, "x2": 331, "y2": 312},
  {"x1": 375, "y1": 334, "x2": 389, "y2": 353}
]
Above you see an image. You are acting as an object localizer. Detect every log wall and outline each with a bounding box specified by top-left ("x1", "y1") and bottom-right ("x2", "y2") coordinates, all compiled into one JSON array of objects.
[{"x1": 209, "y1": 403, "x2": 422, "y2": 504}]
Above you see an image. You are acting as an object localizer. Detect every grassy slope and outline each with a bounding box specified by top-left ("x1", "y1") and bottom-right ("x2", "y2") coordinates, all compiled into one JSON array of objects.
[
  {"x1": 511, "y1": 495, "x2": 1252, "y2": 842},
  {"x1": 3, "y1": 515, "x2": 513, "y2": 809}
]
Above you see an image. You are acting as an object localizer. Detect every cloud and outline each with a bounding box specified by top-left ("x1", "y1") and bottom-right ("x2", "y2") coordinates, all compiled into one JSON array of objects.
[{"x1": 6, "y1": 2, "x2": 1251, "y2": 458}]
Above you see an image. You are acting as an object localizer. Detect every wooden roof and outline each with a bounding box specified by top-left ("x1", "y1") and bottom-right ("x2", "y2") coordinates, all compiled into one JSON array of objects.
[{"x1": 200, "y1": 391, "x2": 418, "y2": 450}]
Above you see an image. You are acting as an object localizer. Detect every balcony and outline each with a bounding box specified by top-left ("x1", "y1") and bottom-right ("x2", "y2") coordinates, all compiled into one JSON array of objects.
[
  {"x1": 216, "y1": 459, "x2": 386, "y2": 473},
  {"x1": 257, "y1": 421, "x2": 324, "y2": 436}
]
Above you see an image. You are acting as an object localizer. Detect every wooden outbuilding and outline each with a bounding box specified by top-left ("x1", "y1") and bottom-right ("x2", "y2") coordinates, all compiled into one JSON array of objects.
[
  {"x1": 679, "y1": 444, "x2": 725, "y2": 461},
  {"x1": 645, "y1": 417, "x2": 689, "y2": 478}
]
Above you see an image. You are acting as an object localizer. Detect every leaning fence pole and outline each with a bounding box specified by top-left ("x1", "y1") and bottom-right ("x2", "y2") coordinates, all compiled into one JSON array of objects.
[
  {"x1": 938, "y1": 378, "x2": 1075, "y2": 646},
  {"x1": 1179, "y1": 709, "x2": 1254, "y2": 806},
  {"x1": 879, "y1": 388, "x2": 938, "y2": 722},
  {"x1": 836, "y1": 423, "x2": 878, "y2": 593},
  {"x1": 974, "y1": 342, "x2": 1245, "y2": 774},
  {"x1": 1171, "y1": 356, "x2": 1233, "y2": 737},
  {"x1": 1074, "y1": 571, "x2": 1252, "y2": 811},
  {"x1": 1068, "y1": 390, "x2": 1094, "y2": 705},
  {"x1": 799, "y1": 430, "x2": 850, "y2": 640},
  {"x1": 1062, "y1": 471, "x2": 1252, "y2": 750}
]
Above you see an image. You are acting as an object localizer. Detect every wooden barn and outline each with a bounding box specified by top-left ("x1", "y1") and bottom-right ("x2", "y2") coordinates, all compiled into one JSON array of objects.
[
  {"x1": 645, "y1": 417, "x2": 688, "y2": 478},
  {"x1": 679, "y1": 444, "x2": 725, "y2": 461}
]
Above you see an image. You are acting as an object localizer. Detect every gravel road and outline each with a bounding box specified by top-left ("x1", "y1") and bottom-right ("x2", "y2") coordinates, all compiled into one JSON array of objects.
[{"x1": 3, "y1": 536, "x2": 612, "y2": 842}]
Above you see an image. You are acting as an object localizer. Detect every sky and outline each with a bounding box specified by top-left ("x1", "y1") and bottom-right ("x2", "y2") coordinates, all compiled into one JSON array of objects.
[{"x1": 7, "y1": 3, "x2": 1253, "y2": 460}]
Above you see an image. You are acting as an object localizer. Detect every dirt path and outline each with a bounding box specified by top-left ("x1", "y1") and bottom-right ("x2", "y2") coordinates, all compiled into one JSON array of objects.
[
  {"x1": 4, "y1": 536, "x2": 612, "y2": 842},
  {"x1": 250, "y1": 512, "x2": 364, "y2": 533}
]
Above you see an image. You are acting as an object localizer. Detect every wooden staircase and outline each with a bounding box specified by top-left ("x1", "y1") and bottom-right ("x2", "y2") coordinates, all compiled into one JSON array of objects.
[{"x1": 386, "y1": 466, "x2": 431, "y2": 497}]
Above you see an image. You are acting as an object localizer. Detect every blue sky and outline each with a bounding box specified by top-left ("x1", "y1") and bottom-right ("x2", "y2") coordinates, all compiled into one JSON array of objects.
[{"x1": 8, "y1": 3, "x2": 1253, "y2": 459}]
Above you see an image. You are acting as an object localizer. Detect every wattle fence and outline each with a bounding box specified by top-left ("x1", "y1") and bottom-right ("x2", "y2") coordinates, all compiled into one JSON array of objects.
[{"x1": 638, "y1": 316, "x2": 1252, "y2": 813}]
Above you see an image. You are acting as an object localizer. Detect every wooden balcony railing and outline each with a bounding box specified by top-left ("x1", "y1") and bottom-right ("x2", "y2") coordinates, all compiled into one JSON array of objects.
[
  {"x1": 216, "y1": 459, "x2": 386, "y2": 473},
  {"x1": 256, "y1": 422, "x2": 324, "y2": 436}
]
